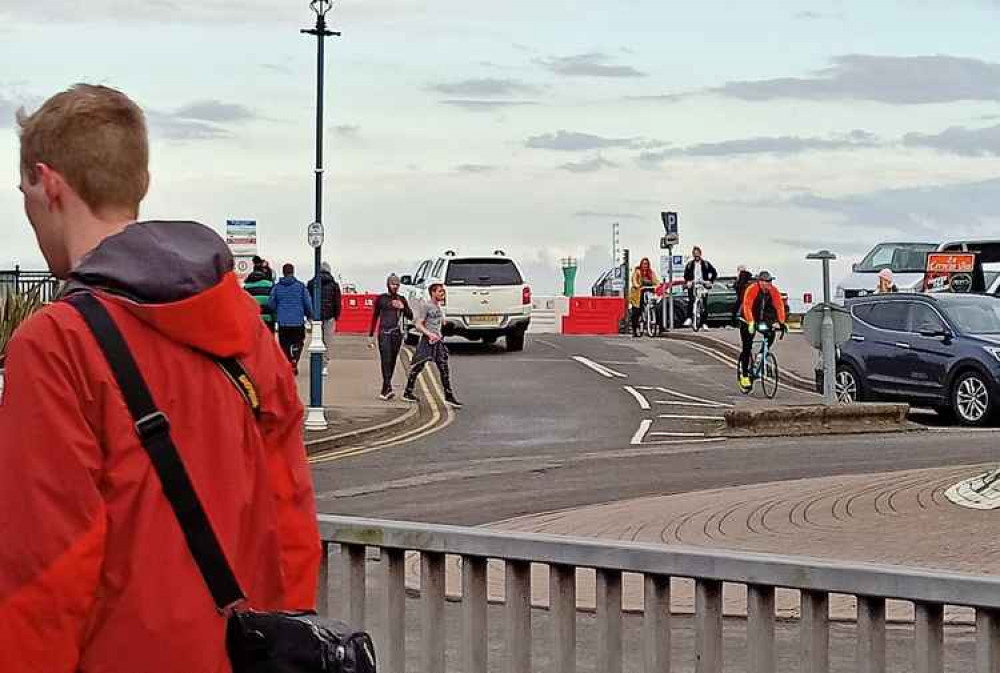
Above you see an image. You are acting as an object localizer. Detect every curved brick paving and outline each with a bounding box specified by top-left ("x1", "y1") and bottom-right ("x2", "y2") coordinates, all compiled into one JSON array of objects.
[{"x1": 402, "y1": 465, "x2": 996, "y2": 623}]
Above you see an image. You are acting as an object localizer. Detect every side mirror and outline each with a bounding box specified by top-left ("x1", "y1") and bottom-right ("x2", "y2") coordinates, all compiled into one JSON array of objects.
[
  {"x1": 400, "y1": 275, "x2": 413, "y2": 285},
  {"x1": 852, "y1": 263, "x2": 860, "y2": 272}
]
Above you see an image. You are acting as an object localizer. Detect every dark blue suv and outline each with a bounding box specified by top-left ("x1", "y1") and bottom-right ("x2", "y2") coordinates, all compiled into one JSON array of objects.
[{"x1": 832, "y1": 293, "x2": 1000, "y2": 426}]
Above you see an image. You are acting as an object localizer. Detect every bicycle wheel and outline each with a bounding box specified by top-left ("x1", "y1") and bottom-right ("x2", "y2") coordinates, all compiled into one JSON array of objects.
[
  {"x1": 761, "y1": 352, "x2": 779, "y2": 399},
  {"x1": 692, "y1": 299, "x2": 702, "y2": 332},
  {"x1": 643, "y1": 307, "x2": 656, "y2": 338}
]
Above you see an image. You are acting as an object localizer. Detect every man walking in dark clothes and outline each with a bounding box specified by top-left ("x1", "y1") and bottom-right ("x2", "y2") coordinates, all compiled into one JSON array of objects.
[
  {"x1": 402, "y1": 283, "x2": 462, "y2": 408},
  {"x1": 269, "y1": 263, "x2": 313, "y2": 374},
  {"x1": 368, "y1": 274, "x2": 413, "y2": 400}
]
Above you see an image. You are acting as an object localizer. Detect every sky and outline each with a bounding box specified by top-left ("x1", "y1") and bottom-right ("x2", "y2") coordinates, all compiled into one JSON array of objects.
[{"x1": 3, "y1": 0, "x2": 1000, "y2": 299}]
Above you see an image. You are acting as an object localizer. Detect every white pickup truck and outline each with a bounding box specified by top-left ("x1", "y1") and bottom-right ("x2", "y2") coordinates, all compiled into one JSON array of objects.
[{"x1": 400, "y1": 251, "x2": 532, "y2": 352}]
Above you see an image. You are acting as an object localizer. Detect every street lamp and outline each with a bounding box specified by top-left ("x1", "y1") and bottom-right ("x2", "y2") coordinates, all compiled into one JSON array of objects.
[{"x1": 302, "y1": 0, "x2": 340, "y2": 431}]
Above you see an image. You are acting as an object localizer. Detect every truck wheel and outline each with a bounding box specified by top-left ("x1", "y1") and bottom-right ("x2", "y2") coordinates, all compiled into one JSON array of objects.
[{"x1": 506, "y1": 330, "x2": 526, "y2": 352}]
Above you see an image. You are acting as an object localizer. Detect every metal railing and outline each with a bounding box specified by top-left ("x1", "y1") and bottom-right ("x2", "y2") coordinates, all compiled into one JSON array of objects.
[
  {"x1": 0, "y1": 267, "x2": 60, "y2": 303},
  {"x1": 317, "y1": 514, "x2": 1000, "y2": 673}
]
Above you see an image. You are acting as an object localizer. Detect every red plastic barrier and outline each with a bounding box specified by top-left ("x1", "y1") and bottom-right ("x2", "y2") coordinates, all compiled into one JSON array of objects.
[
  {"x1": 336, "y1": 294, "x2": 377, "y2": 334},
  {"x1": 562, "y1": 297, "x2": 624, "y2": 335}
]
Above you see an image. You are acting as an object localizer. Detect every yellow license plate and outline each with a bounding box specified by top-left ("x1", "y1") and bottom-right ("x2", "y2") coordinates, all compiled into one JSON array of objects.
[{"x1": 468, "y1": 315, "x2": 500, "y2": 326}]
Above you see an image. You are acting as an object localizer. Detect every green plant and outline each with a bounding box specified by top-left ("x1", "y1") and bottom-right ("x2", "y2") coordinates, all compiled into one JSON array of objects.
[{"x1": 0, "y1": 288, "x2": 45, "y2": 368}]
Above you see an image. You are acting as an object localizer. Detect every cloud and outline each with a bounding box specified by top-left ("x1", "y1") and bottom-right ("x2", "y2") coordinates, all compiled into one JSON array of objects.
[
  {"x1": 539, "y1": 52, "x2": 646, "y2": 78},
  {"x1": 439, "y1": 100, "x2": 537, "y2": 111},
  {"x1": 427, "y1": 78, "x2": 541, "y2": 97},
  {"x1": 558, "y1": 156, "x2": 618, "y2": 173},
  {"x1": 333, "y1": 124, "x2": 361, "y2": 137},
  {"x1": 637, "y1": 130, "x2": 880, "y2": 165},
  {"x1": 903, "y1": 124, "x2": 1000, "y2": 156},
  {"x1": 771, "y1": 236, "x2": 873, "y2": 257},
  {"x1": 146, "y1": 111, "x2": 230, "y2": 140},
  {"x1": 573, "y1": 210, "x2": 643, "y2": 220},
  {"x1": 713, "y1": 54, "x2": 1000, "y2": 104},
  {"x1": 776, "y1": 178, "x2": 1000, "y2": 236},
  {"x1": 173, "y1": 100, "x2": 255, "y2": 123},
  {"x1": 455, "y1": 164, "x2": 498, "y2": 174},
  {"x1": 526, "y1": 129, "x2": 666, "y2": 152}
]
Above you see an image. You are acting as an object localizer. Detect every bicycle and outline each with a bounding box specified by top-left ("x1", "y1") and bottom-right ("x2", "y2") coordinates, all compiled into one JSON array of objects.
[
  {"x1": 640, "y1": 286, "x2": 660, "y2": 338},
  {"x1": 690, "y1": 281, "x2": 713, "y2": 332},
  {"x1": 737, "y1": 322, "x2": 785, "y2": 399}
]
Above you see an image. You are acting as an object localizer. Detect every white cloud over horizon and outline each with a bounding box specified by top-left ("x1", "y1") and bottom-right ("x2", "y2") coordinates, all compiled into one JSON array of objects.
[{"x1": 6, "y1": 0, "x2": 1000, "y2": 301}]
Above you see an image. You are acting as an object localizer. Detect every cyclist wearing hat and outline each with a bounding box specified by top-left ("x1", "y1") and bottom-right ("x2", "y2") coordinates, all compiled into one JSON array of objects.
[{"x1": 739, "y1": 270, "x2": 787, "y2": 389}]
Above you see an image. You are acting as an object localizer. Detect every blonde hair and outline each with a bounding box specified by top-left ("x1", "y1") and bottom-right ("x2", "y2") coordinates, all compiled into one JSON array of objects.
[{"x1": 17, "y1": 84, "x2": 149, "y2": 216}]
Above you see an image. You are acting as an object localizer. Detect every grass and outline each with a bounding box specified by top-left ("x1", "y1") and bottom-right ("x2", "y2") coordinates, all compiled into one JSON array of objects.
[{"x1": 0, "y1": 288, "x2": 45, "y2": 368}]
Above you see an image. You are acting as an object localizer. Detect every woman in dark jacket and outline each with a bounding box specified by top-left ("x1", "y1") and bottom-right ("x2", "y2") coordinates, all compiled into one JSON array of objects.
[{"x1": 732, "y1": 266, "x2": 754, "y2": 326}]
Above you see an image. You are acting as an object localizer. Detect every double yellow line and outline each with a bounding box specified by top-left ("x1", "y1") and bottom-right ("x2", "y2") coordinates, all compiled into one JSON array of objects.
[{"x1": 308, "y1": 348, "x2": 455, "y2": 465}]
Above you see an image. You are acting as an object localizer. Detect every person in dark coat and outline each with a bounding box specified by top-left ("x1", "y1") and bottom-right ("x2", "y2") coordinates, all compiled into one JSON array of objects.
[
  {"x1": 307, "y1": 262, "x2": 342, "y2": 374},
  {"x1": 732, "y1": 265, "x2": 754, "y2": 326},
  {"x1": 683, "y1": 246, "x2": 718, "y2": 328}
]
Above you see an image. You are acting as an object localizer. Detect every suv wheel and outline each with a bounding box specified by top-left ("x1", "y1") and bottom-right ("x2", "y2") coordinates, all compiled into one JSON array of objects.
[
  {"x1": 506, "y1": 329, "x2": 526, "y2": 352},
  {"x1": 835, "y1": 364, "x2": 863, "y2": 404},
  {"x1": 951, "y1": 370, "x2": 994, "y2": 426}
]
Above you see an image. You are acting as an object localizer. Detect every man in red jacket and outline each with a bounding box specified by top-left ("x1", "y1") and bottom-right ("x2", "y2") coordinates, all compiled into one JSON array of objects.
[{"x1": 0, "y1": 84, "x2": 321, "y2": 672}]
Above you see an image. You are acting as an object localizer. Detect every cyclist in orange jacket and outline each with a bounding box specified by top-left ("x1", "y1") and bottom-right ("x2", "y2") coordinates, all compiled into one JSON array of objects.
[{"x1": 739, "y1": 270, "x2": 787, "y2": 388}]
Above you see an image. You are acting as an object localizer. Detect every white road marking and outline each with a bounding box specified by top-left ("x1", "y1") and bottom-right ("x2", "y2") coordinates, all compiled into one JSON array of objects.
[
  {"x1": 657, "y1": 414, "x2": 726, "y2": 421},
  {"x1": 656, "y1": 400, "x2": 730, "y2": 409},
  {"x1": 630, "y1": 419, "x2": 653, "y2": 445},
  {"x1": 649, "y1": 385, "x2": 728, "y2": 407},
  {"x1": 649, "y1": 431, "x2": 707, "y2": 438},
  {"x1": 572, "y1": 355, "x2": 628, "y2": 379},
  {"x1": 623, "y1": 386, "x2": 651, "y2": 410}
]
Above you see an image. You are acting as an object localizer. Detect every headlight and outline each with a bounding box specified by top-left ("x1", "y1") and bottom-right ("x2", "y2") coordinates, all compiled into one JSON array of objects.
[{"x1": 984, "y1": 346, "x2": 1000, "y2": 363}]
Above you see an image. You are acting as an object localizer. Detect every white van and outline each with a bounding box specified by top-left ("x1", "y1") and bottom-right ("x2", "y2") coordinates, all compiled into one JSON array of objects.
[{"x1": 836, "y1": 240, "x2": 1000, "y2": 298}]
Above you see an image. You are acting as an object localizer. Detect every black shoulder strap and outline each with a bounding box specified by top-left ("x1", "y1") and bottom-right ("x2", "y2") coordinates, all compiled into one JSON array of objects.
[{"x1": 66, "y1": 293, "x2": 245, "y2": 612}]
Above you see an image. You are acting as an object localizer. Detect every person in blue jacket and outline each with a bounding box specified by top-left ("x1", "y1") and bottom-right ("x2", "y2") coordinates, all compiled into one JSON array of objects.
[{"x1": 269, "y1": 263, "x2": 313, "y2": 373}]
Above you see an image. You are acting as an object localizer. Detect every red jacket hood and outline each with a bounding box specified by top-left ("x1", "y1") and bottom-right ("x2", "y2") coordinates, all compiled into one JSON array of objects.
[{"x1": 66, "y1": 220, "x2": 260, "y2": 358}]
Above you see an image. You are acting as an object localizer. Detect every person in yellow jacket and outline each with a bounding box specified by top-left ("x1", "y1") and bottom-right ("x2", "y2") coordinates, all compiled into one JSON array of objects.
[{"x1": 629, "y1": 257, "x2": 660, "y2": 336}]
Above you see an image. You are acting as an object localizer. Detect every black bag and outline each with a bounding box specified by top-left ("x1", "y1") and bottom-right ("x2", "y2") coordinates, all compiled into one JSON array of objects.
[{"x1": 67, "y1": 292, "x2": 376, "y2": 673}]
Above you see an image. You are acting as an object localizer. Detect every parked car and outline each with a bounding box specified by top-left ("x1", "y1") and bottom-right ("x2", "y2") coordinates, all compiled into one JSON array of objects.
[
  {"x1": 660, "y1": 276, "x2": 790, "y2": 328},
  {"x1": 837, "y1": 239, "x2": 1000, "y2": 299},
  {"x1": 825, "y1": 292, "x2": 1000, "y2": 426},
  {"x1": 400, "y1": 251, "x2": 532, "y2": 352}
]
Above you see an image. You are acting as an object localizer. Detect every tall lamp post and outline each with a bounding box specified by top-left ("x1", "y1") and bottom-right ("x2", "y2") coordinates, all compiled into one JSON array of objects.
[{"x1": 302, "y1": 0, "x2": 340, "y2": 431}]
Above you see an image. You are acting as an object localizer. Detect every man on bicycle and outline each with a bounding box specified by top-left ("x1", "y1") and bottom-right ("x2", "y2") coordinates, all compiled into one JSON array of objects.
[
  {"x1": 739, "y1": 270, "x2": 787, "y2": 389},
  {"x1": 683, "y1": 246, "x2": 718, "y2": 328}
]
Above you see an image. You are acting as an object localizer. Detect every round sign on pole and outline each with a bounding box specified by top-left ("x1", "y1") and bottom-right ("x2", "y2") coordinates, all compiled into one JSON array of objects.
[{"x1": 307, "y1": 222, "x2": 324, "y2": 248}]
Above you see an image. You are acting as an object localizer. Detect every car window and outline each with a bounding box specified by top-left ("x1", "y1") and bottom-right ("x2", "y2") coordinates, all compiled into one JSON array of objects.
[
  {"x1": 415, "y1": 261, "x2": 431, "y2": 284},
  {"x1": 943, "y1": 297, "x2": 1000, "y2": 334},
  {"x1": 445, "y1": 259, "x2": 523, "y2": 286},
  {"x1": 908, "y1": 304, "x2": 946, "y2": 334},
  {"x1": 431, "y1": 259, "x2": 446, "y2": 279},
  {"x1": 859, "y1": 301, "x2": 909, "y2": 331}
]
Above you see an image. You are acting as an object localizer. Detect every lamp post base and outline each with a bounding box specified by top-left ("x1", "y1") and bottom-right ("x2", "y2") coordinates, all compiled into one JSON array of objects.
[{"x1": 305, "y1": 405, "x2": 328, "y2": 431}]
